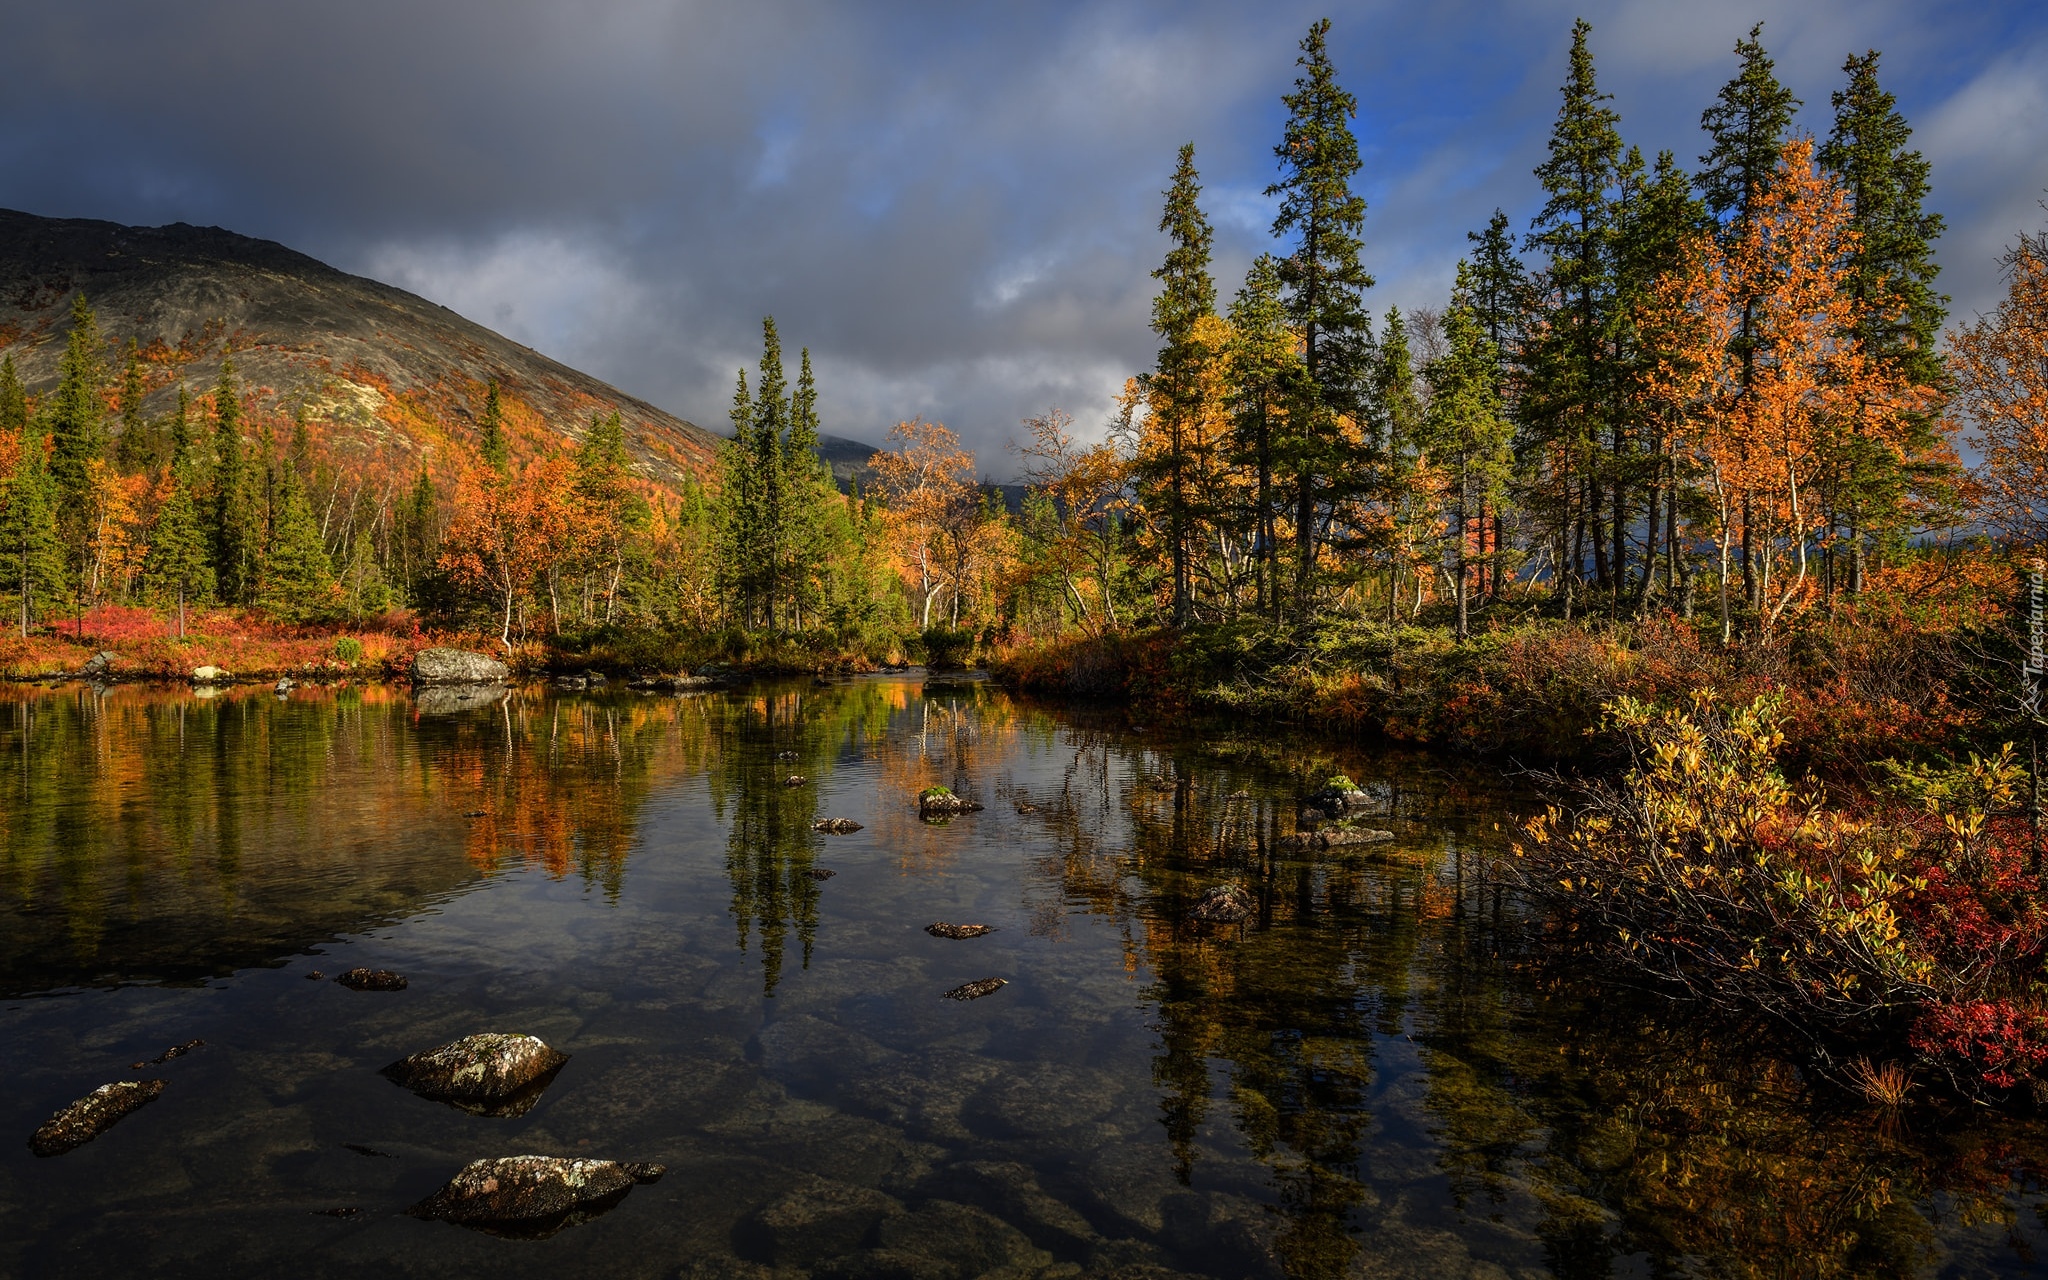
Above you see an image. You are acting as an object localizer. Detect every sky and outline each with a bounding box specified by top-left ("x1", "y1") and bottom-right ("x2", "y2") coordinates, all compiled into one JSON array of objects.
[{"x1": 2, "y1": 1, "x2": 2045, "y2": 477}]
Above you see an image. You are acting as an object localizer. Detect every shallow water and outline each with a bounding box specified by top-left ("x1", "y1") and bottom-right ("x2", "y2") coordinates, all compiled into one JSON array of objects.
[{"x1": 2, "y1": 676, "x2": 2045, "y2": 1279}]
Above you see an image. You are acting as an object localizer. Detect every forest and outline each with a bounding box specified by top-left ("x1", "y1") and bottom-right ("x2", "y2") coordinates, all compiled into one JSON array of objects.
[{"x1": 3, "y1": 19, "x2": 2047, "y2": 1093}]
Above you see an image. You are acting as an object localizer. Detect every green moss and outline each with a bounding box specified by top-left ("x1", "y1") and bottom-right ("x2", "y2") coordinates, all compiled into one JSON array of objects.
[
  {"x1": 1325, "y1": 775, "x2": 1357, "y2": 791},
  {"x1": 919, "y1": 786, "x2": 954, "y2": 801}
]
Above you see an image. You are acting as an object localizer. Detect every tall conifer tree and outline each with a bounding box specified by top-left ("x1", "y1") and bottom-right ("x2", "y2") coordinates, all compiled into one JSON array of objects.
[
  {"x1": 257, "y1": 463, "x2": 335, "y2": 621},
  {"x1": 1151, "y1": 142, "x2": 1217, "y2": 626},
  {"x1": 1, "y1": 413, "x2": 63, "y2": 637},
  {"x1": 211, "y1": 360, "x2": 259, "y2": 603},
  {"x1": 478, "y1": 380, "x2": 510, "y2": 473},
  {"x1": 1225, "y1": 255, "x2": 1293, "y2": 618},
  {"x1": 1268, "y1": 18, "x2": 1373, "y2": 617},
  {"x1": 1820, "y1": 49, "x2": 1948, "y2": 590},
  {"x1": 145, "y1": 418, "x2": 214, "y2": 637},
  {"x1": 49, "y1": 293, "x2": 107, "y2": 510},
  {"x1": 1524, "y1": 18, "x2": 1624, "y2": 602}
]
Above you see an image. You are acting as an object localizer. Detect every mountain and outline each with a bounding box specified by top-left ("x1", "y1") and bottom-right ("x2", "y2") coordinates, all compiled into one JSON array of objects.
[{"x1": 0, "y1": 208, "x2": 720, "y2": 494}]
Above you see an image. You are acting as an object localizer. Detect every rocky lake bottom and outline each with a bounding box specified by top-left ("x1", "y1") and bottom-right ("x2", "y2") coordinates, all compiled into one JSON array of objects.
[{"x1": 2, "y1": 675, "x2": 2047, "y2": 1279}]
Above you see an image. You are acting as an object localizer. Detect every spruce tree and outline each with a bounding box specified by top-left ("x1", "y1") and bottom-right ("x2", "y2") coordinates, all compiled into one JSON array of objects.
[
  {"x1": 1524, "y1": 18, "x2": 1625, "y2": 604},
  {"x1": 478, "y1": 379, "x2": 509, "y2": 473},
  {"x1": 256, "y1": 463, "x2": 335, "y2": 622},
  {"x1": 1267, "y1": 18, "x2": 1373, "y2": 617},
  {"x1": 1225, "y1": 254, "x2": 1294, "y2": 619},
  {"x1": 1150, "y1": 142, "x2": 1217, "y2": 626},
  {"x1": 574, "y1": 409, "x2": 646, "y2": 626},
  {"x1": 780, "y1": 348, "x2": 837, "y2": 630},
  {"x1": 143, "y1": 441, "x2": 213, "y2": 638},
  {"x1": 749, "y1": 319, "x2": 791, "y2": 629},
  {"x1": 396, "y1": 465, "x2": 440, "y2": 603},
  {"x1": 1820, "y1": 49, "x2": 1948, "y2": 590},
  {"x1": 1464, "y1": 208, "x2": 1530, "y2": 597},
  {"x1": 49, "y1": 293, "x2": 107, "y2": 510},
  {"x1": 1372, "y1": 306, "x2": 1423, "y2": 624},
  {"x1": 114, "y1": 339, "x2": 160, "y2": 471},
  {"x1": 715, "y1": 366, "x2": 759, "y2": 626},
  {"x1": 0, "y1": 356, "x2": 25, "y2": 436},
  {"x1": 211, "y1": 360, "x2": 259, "y2": 603},
  {"x1": 1, "y1": 412, "x2": 64, "y2": 637}
]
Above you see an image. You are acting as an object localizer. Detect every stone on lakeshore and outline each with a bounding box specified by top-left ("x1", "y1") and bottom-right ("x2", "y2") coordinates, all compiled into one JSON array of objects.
[
  {"x1": 79, "y1": 650, "x2": 117, "y2": 678},
  {"x1": 738, "y1": 1178, "x2": 906, "y2": 1268},
  {"x1": 554, "y1": 673, "x2": 589, "y2": 690},
  {"x1": 381, "y1": 1032, "x2": 569, "y2": 1116},
  {"x1": 274, "y1": 677, "x2": 294, "y2": 694},
  {"x1": 814, "y1": 818, "x2": 863, "y2": 833},
  {"x1": 942, "y1": 977, "x2": 1007, "y2": 1002},
  {"x1": 925, "y1": 923, "x2": 994, "y2": 940},
  {"x1": 410, "y1": 647, "x2": 508, "y2": 685},
  {"x1": 29, "y1": 1080, "x2": 165, "y2": 1157},
  {"x1": 1188, "y1": 885, "x2": 1254, "y2": 924},
  {"x1": 335, "y1": 967, "x2": 408, "y2": 991},
  {"x1": 406, "y1": 1154, "x2": 663, "y2": 1237},
  {"x1": 191, "y1": 664, "x2": 231, "y2": 684}
]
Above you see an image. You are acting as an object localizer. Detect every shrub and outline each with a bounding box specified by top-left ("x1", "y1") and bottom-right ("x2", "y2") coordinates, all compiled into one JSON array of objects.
[
  {"x1": 1508, "y1": 691, "x2": 2048, "y2": 1097},
  {"x1": 333, "y1": 636, "x2": 365, "y2": 664}
]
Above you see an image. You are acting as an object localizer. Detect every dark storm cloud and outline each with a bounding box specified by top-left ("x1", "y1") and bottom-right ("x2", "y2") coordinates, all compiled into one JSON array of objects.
[{"x1": 3, "y1": 1, "x2": 2044, "y2": 475}]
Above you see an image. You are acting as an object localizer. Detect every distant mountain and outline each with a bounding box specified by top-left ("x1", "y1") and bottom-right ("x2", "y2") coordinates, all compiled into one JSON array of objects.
[{"x1": 0, "y1": 209, "x2": 720, "y2": 494}]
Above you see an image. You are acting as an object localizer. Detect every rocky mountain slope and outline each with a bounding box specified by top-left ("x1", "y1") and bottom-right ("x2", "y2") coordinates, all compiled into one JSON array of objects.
[{"x1": 0, "y1": 208, "x2": 721, "y2": 493}]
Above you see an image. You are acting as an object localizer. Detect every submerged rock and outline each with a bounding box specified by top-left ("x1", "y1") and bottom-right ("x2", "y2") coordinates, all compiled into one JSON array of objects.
[
  {"x1": 738, "y1": 1178, "x2": 906, "y2": 1268},
  {"x1": 410, "y1": 647, "x2": 509, "y2": 685},
  {"x1": 554, "y1": 674, "x2": 589, "y2": 691},
  {"x1": 305, "y1": 970, "x2": 325, "y2": 980},
  {"x1": 382, "y1": 1032, "x2": 569, "y2": 1116},
  {"x1": 1188, "y1": 885, "x2": 1254, "y2": 924},
  {"x1": 784, "y1": 775, "x2": 808, "y2": 787},
  {"x1": 313, "y1": 1206, "x2": 366, "y2": 1219},
  {"x1": 808, "y1": 868, "x2": 837, "y2": 881},
  {"x1": 1013, "y1": 800, "x2": 1039, "y2": 815},
  {"x1": 130, "y1": 1039, "x2": 204, "y2": 1069},
  {"x1": 1275, "y1": 827, "x2": 1395, "y2": 852},
  {"x1": 925, "y1": 923, "x2": 995, "y2": 940},
  {"x1": 776, "y1": 750, "x2": 801, "y2": 761},
  {"x1": 29, "y1": 1080, "x2": 165, "y2": 1157},
  {"x1": 407, "y1": 1155, "x2": 664, "y2": 1237},
  {"x1": 813, "y1": 818, "x2": 864, "y2": 833},
  {"x1": 335, "y1": 967, "x2": 408, "y2": 991},
  {"x1": 942, "y1": 977, "x2": 1007, "y2": 1002}
]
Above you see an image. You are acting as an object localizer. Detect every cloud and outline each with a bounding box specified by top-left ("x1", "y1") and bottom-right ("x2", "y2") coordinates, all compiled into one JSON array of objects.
[{"x1": 1, "y1": 0, "x2": 2042, "y2": 477}]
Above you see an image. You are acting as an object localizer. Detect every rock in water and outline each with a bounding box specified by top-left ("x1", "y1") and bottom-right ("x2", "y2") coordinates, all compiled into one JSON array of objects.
[
  {"x1": 926, "y1": 923, "x2": 995, "y2": 940},
  {"x1": 783, "y1": 775, "x2": 807, "y2": 787},
  {"x1": 943, "y1": 977, "x2": 1007, "y2": 1001},
  {"x1": 190, "y1": 665, "x2": 231, "y2": 685},
  {"x1": 918, "y1": 787, "x2": 984, "y2": 817},
  {"x1": 130, "y1": 1039, "x2": 204, "y2": 1069},
  {"x1": 79, "y1": 650, "x2": 116, "y2": 678},
  {"x1": 1188, "y1": 885, "x2": 1254, "y2": 923},
  {"x1": 1276, "y1": 827, "x2": 1395, "y2": 852},
  {"x1": 407, "y1": 1155, "x2": 665, "y2": 1237},
  {"x1": 382, "y1": 1033, "x2": 569, "y2": 1116},
  {"x1": 274, "y1": 677, "x2": 294, "y2": 694},
  {"x1": 335, "y1": 968, "x2": 408, "y2": 991},
  {"x1": 410, "y1": 647, "x2": 509, "y2": 685},
  {"x1": 807, "y1": 868, "x2": 836, "y2": 881},
  {"x1": 29, "y1": 1080, "x2": 166, "y2": 1156},
  {"x1": 812, "y1": 818, "x2": 863, "y2": 833}
]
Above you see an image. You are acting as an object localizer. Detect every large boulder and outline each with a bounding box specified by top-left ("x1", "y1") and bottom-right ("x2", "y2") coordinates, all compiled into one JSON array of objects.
[
  {"x1": 411, "y1": 647, "x2": 509, "y2": 685},
  {"x1": 407, "y1": 1155, "x2": 665, "y2": 1237},
  {"x1": 381, "y1": 1032, "x2": 569, "y2": 1116},
  {"x1": 29, "y1": 1080, "x2": 165, "y2": 1157}
]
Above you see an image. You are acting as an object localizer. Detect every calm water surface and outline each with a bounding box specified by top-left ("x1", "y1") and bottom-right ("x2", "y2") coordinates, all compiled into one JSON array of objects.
[{"x1": 2, "y1": 676, "x2": 2045, "y2": 1279}]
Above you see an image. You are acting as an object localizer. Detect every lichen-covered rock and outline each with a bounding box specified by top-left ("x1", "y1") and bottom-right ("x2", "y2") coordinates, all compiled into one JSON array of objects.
[
  {"x1": 918, "y1": 787, "x2": 983, "y2": 817},
  {"x1": 79, "y1": 650, "x2": 117, "y2": 677},
  {"x1": 191, "y1": 665, "x2": 231, "y2": 684},
  {"x1": 925, "y1": 923, "x2": 994, "y2": 940},
  {"x1": 942, "y1": 977, "x2": 1007, "y2": 1001},
  {"x1": 407, "y1": 1155, "x2": 664, "y2": 1237},
  {"x1": 410, "y1": 647, "x2": 509, "y2": 685},
  {"x1": 29, "y1": 1080, "x2": 165, "y2": 1157},
  {"x1": 814, "y1": 818, "x2": 863, "y2": 833},
  {"x1": 381, "y1": 1033, "x2": 569, "y2": 1116},
  {"x1": 335, "y1": 967, "x2": 408, "y2": 991},
  {"x1": 1188, "y1": 885, "x2": 1254, "y2": 923}
]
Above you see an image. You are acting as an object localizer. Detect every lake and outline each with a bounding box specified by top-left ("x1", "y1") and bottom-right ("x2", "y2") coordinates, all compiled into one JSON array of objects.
[{"x1": 2, "y1": 675, "x2": 2044, "y2": 1279}]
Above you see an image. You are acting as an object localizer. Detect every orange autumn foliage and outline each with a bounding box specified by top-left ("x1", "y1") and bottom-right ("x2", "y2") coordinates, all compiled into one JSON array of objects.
[{"x1": 1951, "y1": 227, "x2": 2048, "y2": 550}]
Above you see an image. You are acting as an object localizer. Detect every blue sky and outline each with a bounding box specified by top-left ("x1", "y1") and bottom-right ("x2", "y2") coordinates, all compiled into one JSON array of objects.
[{"x1": 2, "y1": 1, "x2": 2045, "y2": 472}]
